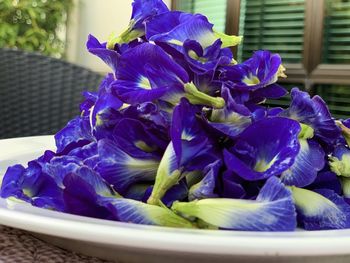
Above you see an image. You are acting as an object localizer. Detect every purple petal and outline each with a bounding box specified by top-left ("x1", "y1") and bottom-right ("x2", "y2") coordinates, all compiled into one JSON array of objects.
[
  {"x1": 224, "y1": 117, "x2": 301, "y2": 181},
  {"x1": 281, "y1": 139, "x2": 325, "y2": 187}
]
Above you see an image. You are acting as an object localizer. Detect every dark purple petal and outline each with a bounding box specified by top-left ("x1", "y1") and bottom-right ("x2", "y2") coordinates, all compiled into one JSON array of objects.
[
  {"x1": 54, "y1": 116, "x2": 94, "y2": 155},
  {"x1": 224, "y1": 117, "x2": 301, "y2": 181},
  {"x1": 87, "y1": 34, "x2": 120, "y2": 72}
]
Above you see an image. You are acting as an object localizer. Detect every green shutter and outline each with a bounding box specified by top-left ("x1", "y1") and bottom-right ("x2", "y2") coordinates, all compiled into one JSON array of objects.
[
  {"x1": 315, "y1": 84, "x2": 350, "y2": 119},
  {"x1": 175, "y1": 0, "x2": 227, "y2": 32},
  {"x1": 238, "y1": 0, "x2": 305, "y2": 63},
  {"x1": 322, "y1": 0, "x2": 350, "y2": 64}
]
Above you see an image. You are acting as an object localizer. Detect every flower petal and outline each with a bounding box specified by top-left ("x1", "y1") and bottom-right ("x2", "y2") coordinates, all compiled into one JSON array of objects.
[
  {"x1": 290, "y1": 187, "x2": 350, "y2": 230},
  {"x1": 224, "y1": 117, "x2": 301, "y2": 181},
  {"x1": 86, "y1": 34, "x2": 120, "y2": 72},
  {"x1": 281, "y1": 139, "x2": 325, "y2": 187},
  {"x1": 188, "y1": 160, "x2": 221, "y2": 201},
  {"x1": 172, "y1": 177, "x2": 296, "y2": 231},
  {"x1": 101, "y1": 198, "x2": 195, "y2": 228},
  {"x1": 96, "y1": 139, "x2": 159, "y2": 194}
]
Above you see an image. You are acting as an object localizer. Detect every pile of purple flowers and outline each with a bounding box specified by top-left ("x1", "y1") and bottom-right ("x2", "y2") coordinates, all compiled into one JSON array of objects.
[{"x1": 2, "y1": 0, "x2": 350, "y2": 231}]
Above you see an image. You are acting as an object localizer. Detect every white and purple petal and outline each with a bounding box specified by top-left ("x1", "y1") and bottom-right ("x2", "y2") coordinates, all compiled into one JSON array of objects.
[
  {"x1": 96, "y1": 139, "x2": 159, "y2": 194},
  {"x1": 290, "y1": 187, "x2": 350, "y2": 230},
  {"x1": 281, "y1": 139, "x2": 325, "y2": 187},
  {"x1": 172, "y1": 177, "x2": 296, "y2": 231}
]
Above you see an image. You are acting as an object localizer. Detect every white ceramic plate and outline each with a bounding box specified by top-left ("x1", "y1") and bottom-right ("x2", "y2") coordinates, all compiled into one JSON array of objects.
[{"x1": 1, "y1": 136, "x2": 350, "y2": 263}]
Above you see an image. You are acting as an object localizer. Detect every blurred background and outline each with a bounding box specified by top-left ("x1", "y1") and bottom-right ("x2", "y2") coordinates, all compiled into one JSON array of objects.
[{"x1": 0, "y1": 0, "x2": 349, "y2": 129}]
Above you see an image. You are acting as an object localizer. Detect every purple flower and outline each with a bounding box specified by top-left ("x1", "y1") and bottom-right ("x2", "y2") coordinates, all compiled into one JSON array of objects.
[
  {"x1": 219, "y1": 50, "x2": 286, "y2": 91},
  {"x1": 224, "y1": 117, "x2": 301, "y2": 181},
  {"x1": 281, "y1": 88, "x2": 341, "y2": 151}
]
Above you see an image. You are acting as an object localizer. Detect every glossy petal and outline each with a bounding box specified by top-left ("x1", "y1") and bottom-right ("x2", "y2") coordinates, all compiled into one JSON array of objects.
[
  {"x1": 224, "y1": 117, "x2": 301, "y2": 181},
  {"x1": 96, "y1": 139, "x2": 159, "y2": 194},
  {"x1": 113, "y1": 118, "x2": 167, "y2": 159},
  {"x1": 281, "y1": 88, "x2": 340, "y2": 150},
  {"x1": 220, "y1": 51, "x2": 283, "y2": 91},
  {"x1": 54, "y1": 116, "x2": 94, "y2": 154},
  {"x1": 112, "y1": 43, "x2": 188, "y2": 105},
  {"x1": 290, "y1": 187, "x2": 350, "y2": 230},
  {"x1": 101, "y1": 198, "x2": 195, "y2": 228},
  {"x1": 1, "y1": 163, "x2": 64, "y2": 211},
  {"x1": 63, "y1": 172, "x2": 116, "y2": 219},
  {"x1": 131, "y1": 0, "x2": 169, "y2": 29},
  {"x1": 188, "y1": 160, "x2": 221, "y2": 201},
  {"x1": 86, "y1": 34, "x2": 120, "y2": 72},
  {"x1": 280, "y1": 139, "x2": 325, "y2": 187},
  {"x1": 172, "y1": 177, "x2": 296, "y2": 231},
  {"x1": 147, "y1": 99, "x2": 215, "y2": 204},
  {"x1": 329, "y1": 145, "x2": 350, "y2": 177},
  {"x1": 149, "y1": 13, "x2": 216, "y2": 51},
  {"x1": 42, "y1": 156, "x2": 81, "y2": 188},
  {"x1": 206, "y1": 86, "x2": 251, "y2": 138},
  {"x1": 183, "y1": 39, "x2": 232, "y2": 74}
]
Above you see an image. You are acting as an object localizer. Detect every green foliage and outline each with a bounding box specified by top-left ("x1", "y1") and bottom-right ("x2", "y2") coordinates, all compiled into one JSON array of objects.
[{"x1": 0, "y1": 0, "x2": 73, "y2": 57}]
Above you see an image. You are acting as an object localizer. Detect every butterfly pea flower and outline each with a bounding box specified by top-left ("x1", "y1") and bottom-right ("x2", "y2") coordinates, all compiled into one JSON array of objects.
[
  {"x1": 172, "y1": 177, "x2": 296, "y2": 231},
  {"x1": 113, "y1": 118, "x2": 168, "y2": 159},
  {"x1": 1, "y1": 162, "x2": 64, "y2": 211},
  {"x1": 101, "y1": 198, "x2": 196, "y2": 228},
  {"x1": 146, "y1": 11, "x2": 241, "y2": 54},
  {"x1": 219, "y1": 50, "x2": 286, "y2": 92},
  {"x1": 281, "y1": 88, "x2": 341, "y2": 151},
  {"x1": 183, "y1": 39, "x2": 232, "y2": 74},
  {"x1": 204, "y1": 86, "x2": 252, "y2": 138},
  {"x1": 64, "y1": 167, "x2": 195, "y2": 227},
  {"x1": 112, "y1": 43, "x2": 225, "y2": 108},
  {"x1": 289, "y1": 187, "x2": 350, "y2": 230},
  {"x1": 63, "y1": 166, "x2": 120, "y2": 219},
  {"x1": 329, "y1": 145, "x2": 350, "y2": 177},
  {"x1": 280, "y1": 139, "x2": 325, "y2": 187},
  {"x1": 96, "y1": 138, "x2": 160, "y2": 195},
  {"x1": 224, "y1": 117, "x2": 301, "y2": 181},
  {"x1": 42, "y1": 156, "x2": 82, "y2": 188},
  {"x1": 55, "y1": 115, "x2": 95, "y2": 155},
  {"x1": 188, "y1": 160, "x2": 221, "y2": 201},
  {"x1": 87, "y1": 34, "x2": 121, "y2": 73},
  {"x1": 147, "y1": 99, "x2": 217, "y2": 205},
  {"x1": 107, "y1": 0, "x2": 169, "y2": 49}
]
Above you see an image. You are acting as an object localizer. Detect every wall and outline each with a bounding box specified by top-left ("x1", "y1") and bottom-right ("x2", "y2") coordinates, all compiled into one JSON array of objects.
[{"x1": 66, "y1": 0, "x2": 171, "y2": 74}]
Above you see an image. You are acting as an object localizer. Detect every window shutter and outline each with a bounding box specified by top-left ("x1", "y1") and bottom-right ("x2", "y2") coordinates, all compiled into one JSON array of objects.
[
  {"x1": 175, "y1": 0, "x2": 227, "y2": 33},
  {"x1": 322, "y1": 0, "x2": 350, "y2": 64},
  {"x1": 238, "y1": 0, "x2": 305, "y2": 64}
]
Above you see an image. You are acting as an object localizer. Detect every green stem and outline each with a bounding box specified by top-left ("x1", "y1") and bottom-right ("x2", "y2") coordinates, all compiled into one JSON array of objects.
[{"x1": 184, "y1": 82, "x2": 225, "y2": 109}]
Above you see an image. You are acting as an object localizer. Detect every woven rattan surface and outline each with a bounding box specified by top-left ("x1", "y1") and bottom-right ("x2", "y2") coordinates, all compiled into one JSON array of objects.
[{"x1": 0, "y1": 48, "x2": 103, "y2": 139}]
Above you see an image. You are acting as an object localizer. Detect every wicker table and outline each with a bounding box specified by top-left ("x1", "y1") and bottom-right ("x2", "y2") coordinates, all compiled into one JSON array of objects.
[{"x1": 0, "y1": 226, "x2": 112, "y2": 263}]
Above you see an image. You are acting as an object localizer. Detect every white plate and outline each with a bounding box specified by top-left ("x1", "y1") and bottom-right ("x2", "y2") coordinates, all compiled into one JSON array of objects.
[{"x1": 1, "y1": 136, "x2": 350, "y2": 263}]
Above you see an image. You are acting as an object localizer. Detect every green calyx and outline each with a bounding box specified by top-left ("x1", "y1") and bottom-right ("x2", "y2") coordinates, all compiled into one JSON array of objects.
[
  {"x1": 298, "y1": 123, "x2": 314, "y2": 139},
  {"x1": 214, "y1": 30, "x2": 242, "y2": 48},
  {"x1": 329, "y1": 155, "x2": 350, "y2": 177},
  {"x1": 184, "y1": 82, "x2": 225, "y2": 109},
  {"x1": 147, "y1": 168, "x2": 183, "y2": 205},
  {"x1": 107, "y1": 20, "x2": 143, "y2": 49}
]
